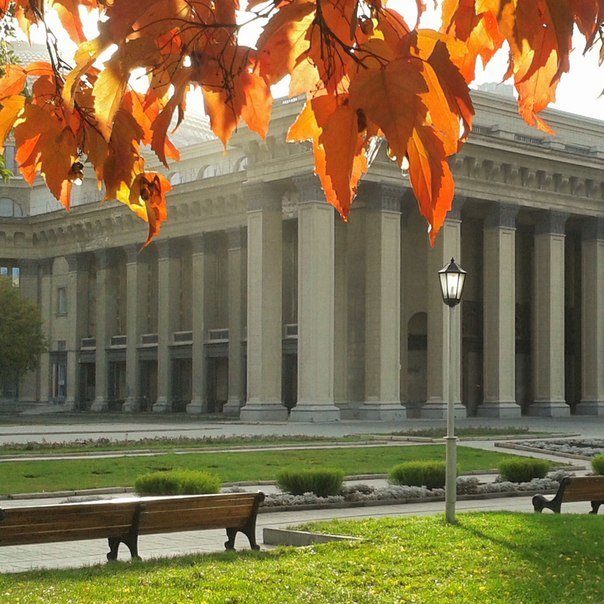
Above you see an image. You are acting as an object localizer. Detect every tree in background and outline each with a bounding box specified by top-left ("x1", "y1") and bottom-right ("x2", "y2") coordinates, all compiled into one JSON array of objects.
[
  {"x1": 0, "y1": 1, "x2": 602, "y2": 244},
  {"x1": 0, "y1": 277, "x2": 47, "y2": 398}
]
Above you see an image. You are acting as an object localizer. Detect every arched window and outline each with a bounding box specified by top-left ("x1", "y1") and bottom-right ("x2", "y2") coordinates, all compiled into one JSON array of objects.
[
  {"x1": 0, "y1": 198, "x2": 23, "y2": 217},
  {"x1": 169, "y1": 171, "x2": 182, "y2": 185}
]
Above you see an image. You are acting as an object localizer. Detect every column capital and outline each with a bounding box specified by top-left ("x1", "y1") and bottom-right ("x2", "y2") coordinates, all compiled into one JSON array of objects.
[
  {"x1": 154, "y1": 238, "x2": 181, "y2": 259},
  {"x1": 189, "y1": 233, "x2": 208, "y2": 254},
  {"x1": 535, "y1": 211, "x2": 568, "y2": 235},
  {"x1": 19, "y1": 258, "x2": 38, "y2": 272},
  {"x1": 124, "y1": 244, "x2": 140, "y2": 264},
  {"x1": 484, "y1": 203, "x2": 518, "y2": 229},
  {"x1": 94, "y1": 249, "x2": 110, "y2": 270},
  {"x1": 293, "y1": 175, "x2": 325, "y2": 204},
  {"x1": 359, "y1": 182, "x2": 403, "y2": 213},
  {"x1": 227, "y1": 226, "x2": 247, "y2": 250},
  {"x1": 245, "y1": 181, "x2": 282, "y2": 212},
  {"x1": 582, "y1": 216, "x2": 604, "y2": 241}
]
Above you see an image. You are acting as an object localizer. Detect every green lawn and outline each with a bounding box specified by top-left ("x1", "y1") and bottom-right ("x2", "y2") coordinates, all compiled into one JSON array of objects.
[
  {"x1": 0, "y1": 513, "x2": 600, "y2": 603},
  {"x1": 0, "y1": 445, "x2": 519, "y2": 495}
]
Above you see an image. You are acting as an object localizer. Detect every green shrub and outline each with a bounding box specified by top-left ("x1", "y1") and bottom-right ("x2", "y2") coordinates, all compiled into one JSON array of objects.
[
  {"x1": 389, "y1": 461, "x2": 447, "y2": 489},
  {"x1": 498, "y1": 458, "x2": 550, "y2": 483},
  {"x1": 134, "y1": 469, "x2": 221, "y2": 496},
  {"x1": 276, "y1": 468, "x2": 345, "y2": 497},
  {"x1": 591, "y1": 454, "x2": 604, "y2": 475}
]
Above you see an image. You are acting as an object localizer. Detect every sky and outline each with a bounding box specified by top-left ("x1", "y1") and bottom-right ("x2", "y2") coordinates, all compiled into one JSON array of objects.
[{"x1": 25, "y1": 2, "x2": 604, "y2": 122}]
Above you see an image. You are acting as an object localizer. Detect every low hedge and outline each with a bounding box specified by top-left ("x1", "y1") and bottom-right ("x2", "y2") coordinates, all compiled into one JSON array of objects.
[
  {"x1": 276, "y1": 468, "x2": 345, "y2": 497},
  {"x1": 389, "y1": 461, "x2": 447, "y2": 489},
  {"x1": 134, "y1": 469, "x2": 221, "y2": 496},
  {"x1": 591, "y1": 454, "x2": 604, "y2": 475},
  {"x1": 498, "y1": 458, "x2": 550, "y2": 483}
]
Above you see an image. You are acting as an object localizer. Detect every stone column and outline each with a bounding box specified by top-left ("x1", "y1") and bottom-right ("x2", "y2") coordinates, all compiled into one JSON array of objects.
[
  {"x1": 530, "y1": 211, "x2": 569, "y2": 416},
  {"x1": 360, "y1": 184, "x2": 406, "y2": 420},
  {"x1": 480, "y1": 204, "x2": 521, "y2": 417},
  {"x1": 223, "y1": 227, "x2": 246, "y2": 416},
  {"x1": 187, "y1": 235, "x2": 208, "y2": 414},
  {"x1": 240, "y1": 183, "x2": 288, "y2": 421},
  {"x1": 18, "y1": 260, "x2": 40, "y2": 405},
  {"x1": 91, "y1": 250, "x2": 110, "y2": 411},
  {"x1": 64, "y1": 254, "x2": 88, "y2": 411},
  {"x1": 37, "y1": 260, "x2": 53, "y2": 404},
  {"x1": 288, "y1": 176, "x2": 340, "y2": 422},
  {"x1": 577, "y1": 218, "x2": 604, "y2": 415},
  {"x1": 333, "y1": 220, "x2": 350, "y2": 416},
  {"x1": 123, "y1": 245, "x2": 143, "y2": 412},
  {"x1": 154, "y1": 239, "x2": 178, "y2": 412},
  {"x1": 422, "y1": 208, "x2": 466, "y2": 419}
]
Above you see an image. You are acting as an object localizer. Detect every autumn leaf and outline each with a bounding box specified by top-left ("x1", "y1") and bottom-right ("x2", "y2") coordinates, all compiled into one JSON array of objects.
[
  {"x1": 407, "y1": 125, "x2": 455, "y2": 245},
  {"x1": 349, "y1": 53, "x2": 428, "y2": 169},
  {"x1": 0, "y1": 65, "x2": 27, "y2": 100},
  {"x1": 0, "y1": 95, "x2": 26, "y2": 151}
]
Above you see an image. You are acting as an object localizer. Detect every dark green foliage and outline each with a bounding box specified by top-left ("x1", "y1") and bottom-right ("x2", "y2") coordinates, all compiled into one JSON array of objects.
[
  {"x1": 591, "y1": 454, "x2": 604, "y2": 475},
  {"x1": 498, "y1": 457, "x2": 550, "y2": 482},
  {"x1": 134, "y1": 470, "x2": 221, "y2": 496},
  {"x1": 0, "y1": 277, "x2": 47, "y2": 382},
  {"x1": 389, "y1": 461, "x2": 447, "y2": 489},
  {"x1": 276, "y1": 468, "x2": 345, "y2": 497}
]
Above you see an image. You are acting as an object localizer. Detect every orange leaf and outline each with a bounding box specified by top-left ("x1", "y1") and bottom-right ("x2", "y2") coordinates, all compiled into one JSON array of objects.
[
  {"x1": 407, "y1": 126, "x2": 455, "y2": 245},
  {"x1": 0, "y1": 95, "x2": 25, "y2": 151},
  {"x1": 0, "y1": 65, "x2": 27, "y2": 101},
  {"x1": 257, "y1": 0, "x2": 316, "y2": 85},
  {"x1": 349, "y1": 55, "x2": 428, "y2": 169}
]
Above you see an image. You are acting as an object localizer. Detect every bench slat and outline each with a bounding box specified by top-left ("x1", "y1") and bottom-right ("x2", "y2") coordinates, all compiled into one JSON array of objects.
[
  {"x1": 562, "y1": 477, "x2": 604, "y2": 502},
  {"x1": 0, "y1": 492, "x2": 265, "y2": 555}
]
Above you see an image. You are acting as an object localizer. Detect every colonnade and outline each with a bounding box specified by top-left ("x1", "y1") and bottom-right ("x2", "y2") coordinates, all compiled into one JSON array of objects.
[{"x1": 17, "y1": 184, "x2": 604, "y2": 420}]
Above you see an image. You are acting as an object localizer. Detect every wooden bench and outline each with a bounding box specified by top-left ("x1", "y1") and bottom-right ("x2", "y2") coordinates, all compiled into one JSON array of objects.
[
  {"x1": 0, "y1": 491, "x2": 265, "y2": 561},
  {"x1": 532, "y1": 476, "x2": 604, "y2": 514}
]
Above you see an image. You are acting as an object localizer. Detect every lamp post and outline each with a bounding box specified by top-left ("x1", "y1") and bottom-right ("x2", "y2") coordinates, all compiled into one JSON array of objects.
[{"x1": 438, "y1": 257, "x2": 467, "y2": 524}]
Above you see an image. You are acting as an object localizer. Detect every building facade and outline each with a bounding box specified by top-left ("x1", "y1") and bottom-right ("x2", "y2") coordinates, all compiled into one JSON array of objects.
[{"x1": 1, "y1": 88, "x2": 603, "y2": 420}]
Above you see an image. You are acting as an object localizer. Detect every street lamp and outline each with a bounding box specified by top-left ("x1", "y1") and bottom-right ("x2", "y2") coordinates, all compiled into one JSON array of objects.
[{"x1": 438, "y1": 257, "x2": 467, "y2": 524}]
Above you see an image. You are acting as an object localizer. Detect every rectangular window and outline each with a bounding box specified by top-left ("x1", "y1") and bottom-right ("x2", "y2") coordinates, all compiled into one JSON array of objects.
[
  {"x1": 52, "y1": 362, "x2": 67, "y2": 400},
  {"x1": 57, "y1": 286, "x2": 67, "y2": 315},
  {"x1": 12, "y1": 267, "x2": 19, "y2": 287}
]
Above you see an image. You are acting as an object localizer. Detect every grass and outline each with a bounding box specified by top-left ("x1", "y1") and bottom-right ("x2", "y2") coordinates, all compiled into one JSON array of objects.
[
  {"x1": 0, "y1": 513, "x2": 601, "y2": 602},
  {"x1": 0, "y1": 434, "x2": 368, "y2": 456},
  {"x1": 0, "y1": 427, "x2": 547, "y2": 456},
  {"x1": 0, "y1": 445, "x2": 514, "y2": 495}
]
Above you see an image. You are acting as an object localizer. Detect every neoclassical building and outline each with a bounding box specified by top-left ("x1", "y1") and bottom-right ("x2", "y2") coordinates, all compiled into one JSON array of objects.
[{"x1": 0, "y1": 86, "x2": 603, "y2": 421}]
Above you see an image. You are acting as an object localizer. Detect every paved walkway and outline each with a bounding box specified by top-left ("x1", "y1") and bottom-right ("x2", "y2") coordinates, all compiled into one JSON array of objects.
[{"x1": 0, "y1": 414, "x2": 600, "y2": 574}]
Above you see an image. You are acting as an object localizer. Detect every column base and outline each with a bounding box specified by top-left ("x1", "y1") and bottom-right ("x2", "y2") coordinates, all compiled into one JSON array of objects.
[
  {"x1": 90, "y1": 397, "x2": 108, "y2": 412},
  {"x1": 122, "y1": 397, "x2": 139, "y2": 413},
  {"x1": 222, "y1": 398, "x2": 243, "y2": 417},
  {"x1": 335, "y1": 401, "x2": 359, "y2": 420},
  {"x1": 477, "y1": 402, "x2": 522, "y2": 418},
  {"x1": 186, "y1": 398, "x2": 207, "y2": 414},
  {"x1": 527, "y1": 402, "x2": 570, "y2": 417},
  {"x1": 152, "y1": 397, "x2": 172, "y2": 413},
  {"x1": 240, "y1": 403, "x2": 289, "y2": 422},
  {"x1": 575, "y1": 400, "x2": 604, "y2": 416},
  {"x1": 289, "y1": 403, "x2": 340, "y2": 422},
  {"x1": 63, "y1": 399, "x2": 77, "y2": 412},
  {"x1": 421, "y1": 402, "x2": 466, "y2": 419},
  {"x1": 358, "y1": 403, "x2": 406, "y2": 421}
]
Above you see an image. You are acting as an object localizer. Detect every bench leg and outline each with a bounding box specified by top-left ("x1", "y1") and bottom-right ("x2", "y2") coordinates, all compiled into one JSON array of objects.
[
  {"x1": 107, "y1": 536, "x2": 141, "y2": 561},
  {"x1": 224, "y1": 523, "x2": 261, "y2": 551},
  {"x1": 590, "y1": 501, "x2": 603, "y2": 514},
  {"x1": 225, "y1": 528, "x2": 237, "y2": 550}
]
